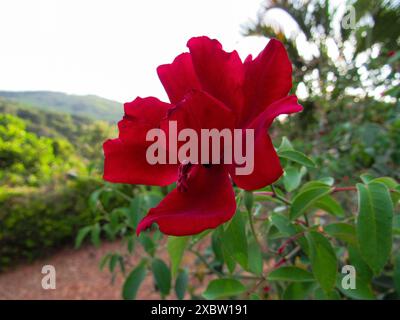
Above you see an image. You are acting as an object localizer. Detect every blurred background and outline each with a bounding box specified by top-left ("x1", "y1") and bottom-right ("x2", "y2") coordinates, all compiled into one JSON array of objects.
[{"x1": 0, "y1": 0, "x2": 399, "y2": 299}]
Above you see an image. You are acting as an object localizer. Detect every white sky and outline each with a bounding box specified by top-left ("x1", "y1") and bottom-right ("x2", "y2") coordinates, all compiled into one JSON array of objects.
[{"x1": 0, "y1": 0, "x2": 275, "y2": 103}]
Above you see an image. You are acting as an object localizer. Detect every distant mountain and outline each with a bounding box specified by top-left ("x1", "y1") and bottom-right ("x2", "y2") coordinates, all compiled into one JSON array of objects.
[{"x1": 0, "y1": 91, "x2": 122, "y2": 122}]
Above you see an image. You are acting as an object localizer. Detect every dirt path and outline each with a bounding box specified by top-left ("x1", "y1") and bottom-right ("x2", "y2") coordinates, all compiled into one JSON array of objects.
[{"x1": 0, "y1": 241, "x2": 202, "y2": 300}]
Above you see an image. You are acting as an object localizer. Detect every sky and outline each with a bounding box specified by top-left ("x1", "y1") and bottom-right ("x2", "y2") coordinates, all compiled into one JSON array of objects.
[{"x1": 0, "y1": 0, "x2": 284, "y2": 103}]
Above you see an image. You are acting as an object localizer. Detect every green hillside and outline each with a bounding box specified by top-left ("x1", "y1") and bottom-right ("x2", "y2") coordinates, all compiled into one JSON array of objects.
[{"x1": 0, "y1": 91, "x2": 122, "y2": 122}]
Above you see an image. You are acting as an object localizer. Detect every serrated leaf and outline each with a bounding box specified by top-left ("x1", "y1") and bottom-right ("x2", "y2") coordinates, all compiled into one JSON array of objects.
[
  {"x1": 122, "y1": 262, "x2": 147, "y2": 300},
  {"x1": 202, "y1": 279, "x2": 246, "y2": 299},
  {"x1": 268, "y1": 266, "x2": 314, "y2": 282},
  {"x1": 290, "y1": 186, "x2": 332, "y2": 220},
  {"x1": 356, "y1": 183, "x2": 393, "y2": 274},
  {"x1": 167, "y1": 236, "x2": 189, "y2": 278},
  {"x1": 278, "y1": 150, "x2": 316, "y2": 168},
  {"x1": 152, "y1": 258, "x2": 171, "y2": 296},
  {"x1": 306, "y1": 231, "x2": 337, "y2": 293}
]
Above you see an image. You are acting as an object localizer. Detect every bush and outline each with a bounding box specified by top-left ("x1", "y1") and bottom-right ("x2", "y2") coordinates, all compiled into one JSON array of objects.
[{"x1": 0, "y1": 177, "x2": 102, "y2": 270}]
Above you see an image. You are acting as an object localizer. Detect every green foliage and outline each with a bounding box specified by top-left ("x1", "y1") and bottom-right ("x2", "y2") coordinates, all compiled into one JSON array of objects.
[
  {"x1": 356, "y1": 182, "x2": 393, "y2": 274},
  {"x1": 0, "y1": 96, "x2": 119, "y2": 270},
  {"x1": 202, "y1": 279, "x2": 246, "y2": 299},
  {"x1": 0, "y1": 113, "x2": 83, "y2": 187},
  {"x1": 268, "y1": 266, "x2": 314, "y2": 282},
  {"x1": 122, "y1": 262, "x2": 147, "y2": 300},
  {"x1": 87, "y1": 137, "x2": 399, "y2": 300},
  {"x1": 245, "y1": 0, "x2": 400, "y2": 181},
  {"x1": 0, "y1": 91, "x2": 122, "y2": 122},
  {"x1": 0, "y1": 177, "x2": 102, "y2": 269}
]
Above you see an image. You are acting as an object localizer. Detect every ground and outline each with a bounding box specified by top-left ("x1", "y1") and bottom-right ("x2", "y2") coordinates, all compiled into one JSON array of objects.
[{"x1": 0, "y1": 241, "x2": 206, "y2": 300}]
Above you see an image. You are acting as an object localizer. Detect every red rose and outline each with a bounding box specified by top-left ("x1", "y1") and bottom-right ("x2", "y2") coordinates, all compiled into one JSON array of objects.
[{"x1": 103, "y1": 36, "x2": 302, "y2": 236}]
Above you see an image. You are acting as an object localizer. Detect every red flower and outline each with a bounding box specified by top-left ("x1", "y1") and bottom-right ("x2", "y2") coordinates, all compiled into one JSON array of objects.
[{"x1": 103, "y1": 36, "x2": 302, "y2": 236}]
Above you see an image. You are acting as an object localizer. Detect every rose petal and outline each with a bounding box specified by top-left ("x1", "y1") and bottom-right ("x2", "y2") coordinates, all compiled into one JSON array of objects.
[
  {"x1": 157, "y1": 53, "x2": 201, "y2": 104},
  {"x1": 103, "y1": 97, "x2": 178, "y2": 186},
  {"x1": 187, "y1": 36, "x2": 244, "y2": 117},
  {"x1": 136, "y1": 165, "x2": 236, "y2": 236},
  {"x1": 242, "y1": 39, "x2": 293, "y2": 125},
  {"x1": 229, "y1": 95, "x2": 302, "y2": 190},
  {"x1": 161, "y1": 90, "x2": 236, "y2": 164}
]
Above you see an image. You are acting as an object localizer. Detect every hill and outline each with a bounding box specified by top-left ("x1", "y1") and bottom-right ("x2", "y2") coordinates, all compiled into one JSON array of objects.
[{"x1": 0, "y1": 91, "x2": 122, "y2": 122}]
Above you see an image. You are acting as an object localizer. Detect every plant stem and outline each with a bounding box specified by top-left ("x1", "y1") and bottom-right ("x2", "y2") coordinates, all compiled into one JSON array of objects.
[{"x1": 271, "y1": 185, "x2": 292, "y2": 205}]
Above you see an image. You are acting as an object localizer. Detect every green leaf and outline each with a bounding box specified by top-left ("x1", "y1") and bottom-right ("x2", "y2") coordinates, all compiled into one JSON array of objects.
[
  {"x1": 75, "y1": 226, "x2": 92, "y2": 249},
  {"x1": 337, "y1": 277, "x2": 374, "y2": 300},
  {"x1": 152, "y1": 258, "x2": 171, "y2": 297},
  {"x1": 318, "y1": 177, "x2": 334, "y2": 186},
  {"x1": 122, "y1": 262, "x2": 147, "y2": 300},
  {"x1": 283, "y1": 166, "x2": 302, "y2": 192},
  {"x1": 324, "y1": 223, "x2": 357, "y2": 246},
  {"x1": 138, "y1": 233, "x2": 156, "y2": 256},
  {"x1": 221, "y1": 212, "x2": 248, "y2": 270},
  {"x1": 248, "y1": 237, "x2": 263, "y2": 276},
  {"x1": 211, "y1": 229, "x2": 224, "y2": 263},
  {"x1": 90, "y1": 223, "x2": 101, "y2": 248},
  {"x1": 290, "y1": 186, "x2": 331, "y2": 220},
  {"x1": 175, "y1": 269, "x2": 189, "y2": 300},
  {"x1": 99, "y1": 253, "x2": 111, "y2": 271},
  {"x1": 301, "y1": 181, "x2": 331, "y2": 190},
  {"x1": 127, "y1": 196, "x2": 143, "y2": 228},
  {"x1": 268, "y1": 266, "x2": 314, "y2": 282},
  {"x1": 222, "y1": 244, "x2": 236, "y2": 273},
  {"x1": 394, "y1": 253, "x2": 400, "y2": 297},
  {"x1": 278, "y1": 149, "x2": 316, "y2": 168},
  {"x1": 356, "y1": 182, "x2": 393, "y2": 274},
  {"x1": 282, "y1": 282, "x2": 314, "y2": 300},
  {"x1": 249, "y1": 293, "x2": 261, "y2": 300},
  {"x1": 393, "y1": 214, "x2": 400, "y2": 235},
  {"x1": 271, "y1": 213, "x2": 297, "y2": 236},
  {"x1": 306, "y1": 231, "x2": 337, "y2": 293},
  {"x1": 109, "y1": 254, "x2": 119, "y2": 273},
  {"x1": 314, "y1": 287, "x2": 340, "y2": 300},
  {"x1": 370, "y1": 177, "x2": 400, "y2": 205},
  {"x1": 315, "y1": 195, "x2": 344, "y2": 217},
  {"x1": 360, "y1": 173, "x2": 375, "y2": 184},
  {"x1": 167, "y1": 236, "x2": 189, "y2": 278},
  {"x1": 202, "y1": 279, "x2": 246, "y2": 299},
  {"x1": 278, "y1": 136, "x2": 294, "y2": 151}
]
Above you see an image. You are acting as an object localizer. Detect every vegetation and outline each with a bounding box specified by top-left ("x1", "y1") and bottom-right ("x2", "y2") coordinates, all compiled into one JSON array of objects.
[
  {"x1": 0, "y1": 0, "x2": 398, "y2": 301},
  {"x1": 0, "y1": 97, "x2": 113, "y2": 269},
  {"x1": 0, "y1": 91, "x2": 122, "y2": 122},
  {"x1": 75, "y1": 0, "x2": 400, "y2": 300}
]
